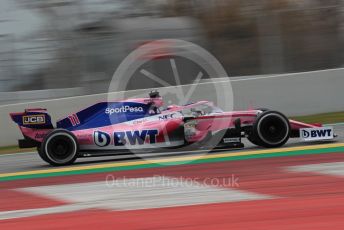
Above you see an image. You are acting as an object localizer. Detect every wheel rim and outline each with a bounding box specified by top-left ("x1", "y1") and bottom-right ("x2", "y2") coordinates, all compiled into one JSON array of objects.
[
  {"x1": 257, "y1": 114, "x2": 289, "y2": 145},
  {"x1": 45, "y1": 133, "x2": 77, "y2": 164}
]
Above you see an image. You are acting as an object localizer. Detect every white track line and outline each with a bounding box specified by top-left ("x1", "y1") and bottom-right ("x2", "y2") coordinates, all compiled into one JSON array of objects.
[
  {"x1": 231, "y1": 67, "x2": 344, "y2": 82},
  {"x1": 325, "y1": 122, "x2": 344, "y2": 126},
  {"x1": 0, "y1": 151, "x2": 36, "y2": 157},
  {"x1": 0, "y1": 204, "x2": 95, "y2": 221},
  {"x1": 287, "y1": 162, "x2": 344, "y2": 177},
  {"x1": 0, "y1": 176, "x2": 272, "y2": 220},
  {"x1": 1, "y1": 68, "x2": 342, "y2": 108}
]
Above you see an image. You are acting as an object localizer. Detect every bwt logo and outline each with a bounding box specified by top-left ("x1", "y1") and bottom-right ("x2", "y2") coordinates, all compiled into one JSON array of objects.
[
  {"x1": 94, "y1": 130, "x2": 159, "y2": 147},
  {"x1": 23, "y1": 115, "x2": 46, "y2": 125},
  {"x1": 300, "y1": 127, "x2": 334, "y2": 141},
  {"x1": 105, "y1": 106, "x2": 144, "y2": 115},
  {"x1": 302, "y1": 129, "x2": 332, "y2": 138}
]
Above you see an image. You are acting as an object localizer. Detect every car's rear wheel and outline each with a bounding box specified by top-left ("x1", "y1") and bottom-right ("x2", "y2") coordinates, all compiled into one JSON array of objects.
[
  {"x1": 248, "y1": 111, "x2": 290, "y2": 148},
  {"x1": 39, "y1": 129, "x2": 79, "y2": 166}
]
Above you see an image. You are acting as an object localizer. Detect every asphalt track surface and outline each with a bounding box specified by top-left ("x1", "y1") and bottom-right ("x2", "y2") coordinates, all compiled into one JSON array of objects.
[{"x1": 0, "y1": 124, "x2": 344, "y2": 229}]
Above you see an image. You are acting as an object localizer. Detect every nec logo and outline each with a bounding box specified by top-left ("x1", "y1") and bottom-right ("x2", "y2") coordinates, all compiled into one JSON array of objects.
[
  {"x1": 158, "y1": 113, "x2": 180, "y2": 120},
  {"x1": 94, "y1": 130, "x2": 159, "y2": 147},
  {"x1": 300, "y1": 127, "x2": 334, "y2": 141},
  {"x1": 23, "y1": 115, "x2": 45, "y2": 125}
]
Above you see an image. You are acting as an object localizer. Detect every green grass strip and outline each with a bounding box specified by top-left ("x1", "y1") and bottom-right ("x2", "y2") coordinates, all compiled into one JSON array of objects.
[
  {"x1": 0, "y1": 145, "x2": 35, "y2": 155},
  {"x1": 291, "y1": 111, "x2": 344, "y2": 124}
]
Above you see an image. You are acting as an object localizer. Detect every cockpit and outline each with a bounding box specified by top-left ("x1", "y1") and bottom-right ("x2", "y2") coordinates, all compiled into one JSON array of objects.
[{"x1": 147, "y1": 90, "x2": 223, "y2": 117}]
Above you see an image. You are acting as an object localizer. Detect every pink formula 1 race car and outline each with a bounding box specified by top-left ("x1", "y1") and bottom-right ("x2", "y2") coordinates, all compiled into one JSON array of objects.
[{"x1": 10, "y1": 91, "x2": 335, "y2": 166}]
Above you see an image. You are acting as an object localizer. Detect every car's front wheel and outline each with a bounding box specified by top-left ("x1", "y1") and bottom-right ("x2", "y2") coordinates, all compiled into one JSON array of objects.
[
  {"x1": 248, "y1": 111, "x2": 290, "y2": 148},
  {"x1": 39, "y1": 129, "x2": 79, "y2": 166}
]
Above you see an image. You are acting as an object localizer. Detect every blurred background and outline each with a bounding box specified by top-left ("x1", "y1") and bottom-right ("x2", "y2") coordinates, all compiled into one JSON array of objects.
[{"x1": 0, "y1": 0, "x2": 343, "y2": 103}]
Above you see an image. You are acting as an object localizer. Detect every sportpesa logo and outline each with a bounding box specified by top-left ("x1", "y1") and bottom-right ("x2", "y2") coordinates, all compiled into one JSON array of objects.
[{"x1": 105, "y1": 106, "x2": 144, "y2": 115}]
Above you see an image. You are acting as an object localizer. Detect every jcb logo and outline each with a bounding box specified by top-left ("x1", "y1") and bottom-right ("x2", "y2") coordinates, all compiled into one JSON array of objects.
[{"x1": 23, "y1": 115, "x2": 46, "y2": 125}]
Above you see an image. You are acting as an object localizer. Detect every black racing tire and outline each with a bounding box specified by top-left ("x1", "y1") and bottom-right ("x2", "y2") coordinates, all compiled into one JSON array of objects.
[
  {"x1": 247, "y1": 135, "x2": 263, "y2": 147},
  {"x1": 39, "y1": 129, "x2": 79, "y2": 166},
  {"x1": 37, "y1": 146, "x2": 49, "y2": 163},
  {"x1": 248, "y1": 111, "x2": 290, "y2": 148}
]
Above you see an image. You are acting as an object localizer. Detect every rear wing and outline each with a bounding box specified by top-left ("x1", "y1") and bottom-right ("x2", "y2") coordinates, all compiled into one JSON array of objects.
[
  {"x1": 10, "y1": 108, "x2": 54, "y2": 148},
  {"x1": 10, "y1": 108, "x2": 53, "y2": 130}
]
